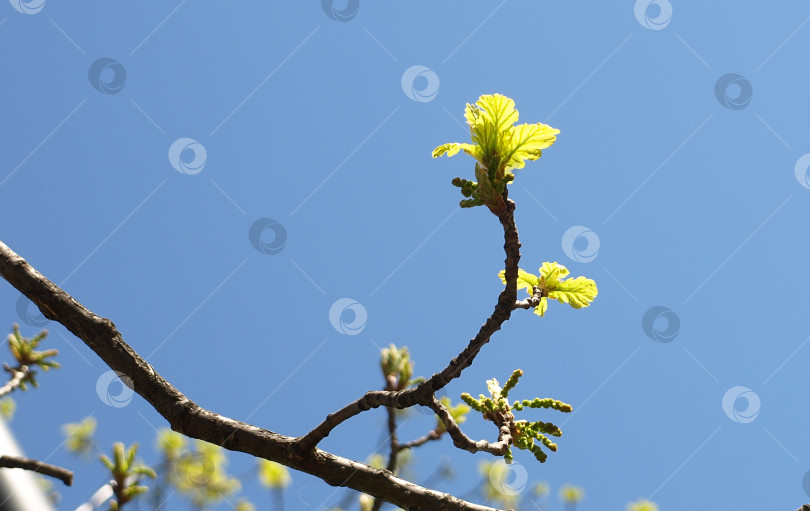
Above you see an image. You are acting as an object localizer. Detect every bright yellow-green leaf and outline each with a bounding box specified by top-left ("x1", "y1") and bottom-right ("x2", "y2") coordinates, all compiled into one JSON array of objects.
[
  {"x1": 499, "y1": 261, "x2": 597, "y2": 317},
  {"x1": 538, "y1": 261, "x2": 570, "y2": 288},
  {"x1": 432, "y1": 143, "x2": 466, "y2": 159},
  {"x1": 533, "y1": 296, "x2": 549, "y2": 317},
  {"x1": 549, "y1": 276, "x2": 598, "y2": 309},
  {"x1": 433, "y1": 93, "x2": 558, "y2": 181},
  {"x1": 468, "y1": 94, "x2": 518, "y2": 135},
  {"x1": 503, "y1": 123, "x2": 558, "y2": 172}
]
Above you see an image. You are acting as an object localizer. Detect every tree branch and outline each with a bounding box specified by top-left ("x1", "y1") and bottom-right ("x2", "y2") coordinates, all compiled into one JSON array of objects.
[
  {"x1": 428, "y1": 395, "x2": 511, "y2": 457},
  {"x1": 297, "y1": 192, "x2": 521, "y2": 453},
  {"x1": 0, "y1": 454, "x2": 73, "y2": 486},
  {"x1": 0, "y1": 364, "x2": 30, "y2": 397},
  {"x1": 0, "y1": 240, "x2": 507, "y2": 511}
]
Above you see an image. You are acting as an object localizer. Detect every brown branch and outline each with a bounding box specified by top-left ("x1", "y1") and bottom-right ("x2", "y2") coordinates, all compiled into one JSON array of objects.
[
  {"x1": 428, "y1": 395, "x2": 511, "y2": 457},
  {"x1": 0, "y1": 364, "x2": 30, "y2": 397},
  {"x1": 399, "y1": 430, "x2": 441, "y2": 450},
  {"x1": 0, "y1": 454, "x2": 73, "y2": 486},
  {"x1": 514, "y1": 287, "x2": 547, "y2": 311},
  {"x1": 297, "y1": 192, "x2": 521, "y2": 453},
  {"x1": 0, "y1": 240, "x2": 506, "y2": 511}
]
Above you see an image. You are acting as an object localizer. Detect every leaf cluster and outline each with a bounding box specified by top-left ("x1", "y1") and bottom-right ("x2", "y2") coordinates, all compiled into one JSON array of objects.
[
  {"x1": 6, "y1": 324, "x2": 58, "y2": 390},
  {"x1": 433, "y1": 94, "x2": 559, "y2": 214},
  {"x1": 461, "y1": 369, "x2": 571, "y2": 463}
]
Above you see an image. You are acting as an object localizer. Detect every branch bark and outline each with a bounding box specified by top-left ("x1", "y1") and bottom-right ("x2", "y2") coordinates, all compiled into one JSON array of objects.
[
  {"x1": 0, "y1": 364, "x2": 30, "y2": 397},
  {"x1": 297, "y1": 194, "x2": 521, "y2": 453},
  {"x1": 0, "y1": 454, "x2": 73, "y2": 486},
  {"x1": 0, "y1": 239, "x2": 508, "y2": 511}
]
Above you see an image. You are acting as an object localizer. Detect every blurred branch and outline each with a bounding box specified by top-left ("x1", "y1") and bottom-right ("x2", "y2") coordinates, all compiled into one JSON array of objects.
[
  {"x1": 0, "y1": 454, "x2": 73, "y2": 486},
  {"x1": 0, "y1": 364, "x2": 30, "y2": 397}
]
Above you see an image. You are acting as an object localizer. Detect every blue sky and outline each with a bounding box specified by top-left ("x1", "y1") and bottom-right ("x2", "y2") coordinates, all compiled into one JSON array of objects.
[{"x1": 2, "y1": 1, "x2": 810, "y2": 509}]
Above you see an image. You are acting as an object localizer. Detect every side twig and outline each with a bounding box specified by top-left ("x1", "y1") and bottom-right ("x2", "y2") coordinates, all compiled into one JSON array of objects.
[
  {"x1": 296, "y1": 192, "x2": 521, "y2": 454},
  {"x1": 0, "y1": 454, "x2": 73, "y2": 486}
]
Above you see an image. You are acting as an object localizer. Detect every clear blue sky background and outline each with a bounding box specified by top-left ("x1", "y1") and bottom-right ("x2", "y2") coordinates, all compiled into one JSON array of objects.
[{"x1": 2, "y1": 2, "x2": 810, "y2": 510}]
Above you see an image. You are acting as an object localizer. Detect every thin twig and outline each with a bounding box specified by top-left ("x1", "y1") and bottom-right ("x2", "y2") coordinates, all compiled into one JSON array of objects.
[
  {"x1": 296, "y1": 192, "x2": 522, "y2": 454},
  {"x1": 0, "y1": 454, "x2": 73, "y2": 485},
  {"x1": 0, "y1": 364, "x2": 30, "y2": 397}
]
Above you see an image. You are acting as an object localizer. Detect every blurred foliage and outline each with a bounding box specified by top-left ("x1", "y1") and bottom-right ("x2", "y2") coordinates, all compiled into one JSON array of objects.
[
  {"x1": 62, "y1": 416, "x2": 97, "y2": 458},
  {"x1": 257, "y1": 459, "x2": 291, "y2": 489},
  {"x1": 559, "y1": 484, "x2": 585, "y2": 504},
  {"x1": 155, "y1": 429, "x2": 243, "y2": 509},
  {"x1": 627, "y1": 499, "x2": 659, "y2": 511},
  {"x1": 0, "y1": 397, "x2": 16, "y2": 419}
]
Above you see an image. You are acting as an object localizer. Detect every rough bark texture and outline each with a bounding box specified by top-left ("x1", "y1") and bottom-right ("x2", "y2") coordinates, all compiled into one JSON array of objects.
[{"x1": 0, "y1": 193, "x2": 522, "y2": 510}]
